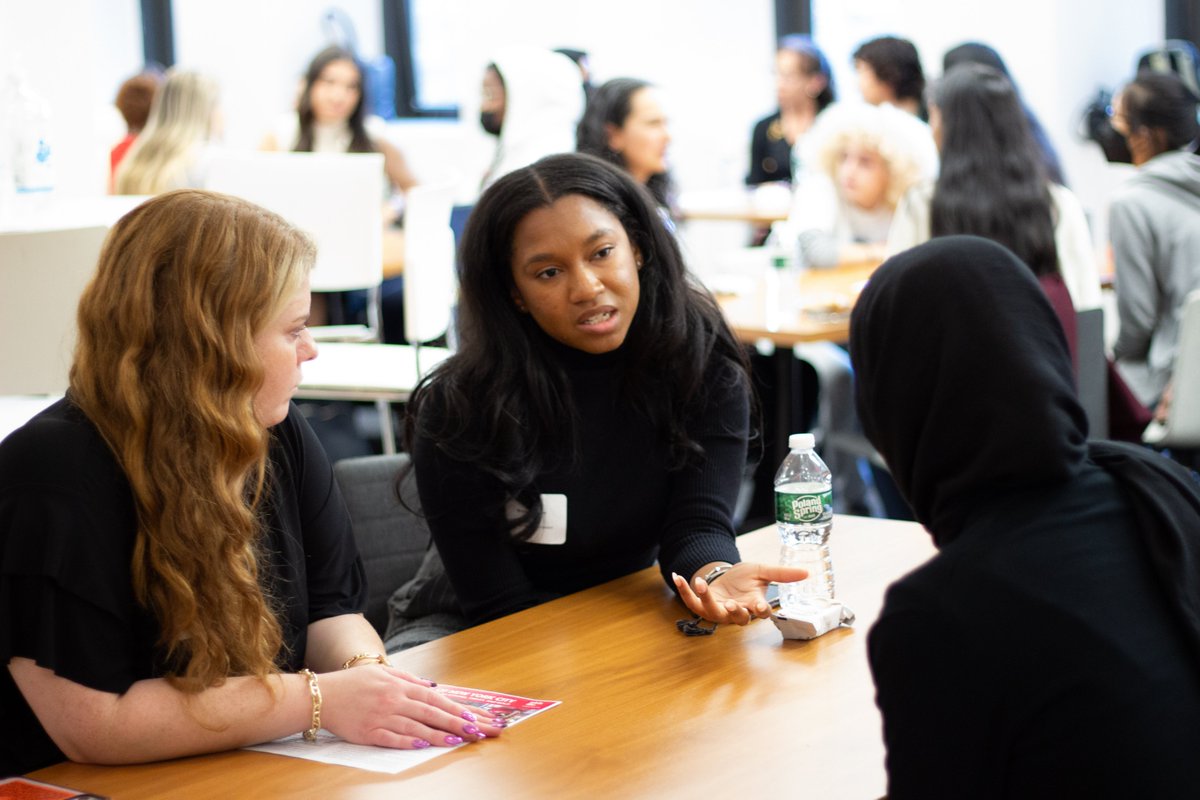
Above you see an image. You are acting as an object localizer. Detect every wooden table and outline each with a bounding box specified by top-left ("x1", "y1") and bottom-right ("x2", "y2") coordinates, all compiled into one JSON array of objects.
[
  {"x1": 714, "y1": 259, "x2": 879, "y2": 348},
  {"x1": 712, "y1": 259, "x2": 881, "y2": 474},
  {"x1": 676, "y1": 188, "x2": 790, "y2": 227},
  {"x1": 31, "y1": 516, "x2": 934, "y2": 800}
]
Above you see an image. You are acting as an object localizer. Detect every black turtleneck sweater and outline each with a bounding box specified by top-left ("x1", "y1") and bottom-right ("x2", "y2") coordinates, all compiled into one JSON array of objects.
[{"x1": 411, "y1": 342, "x2": 749, "y2": 625}]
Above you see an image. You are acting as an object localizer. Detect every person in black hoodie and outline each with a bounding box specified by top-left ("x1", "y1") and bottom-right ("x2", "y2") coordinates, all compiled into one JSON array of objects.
[{"x1": 850, "y1": 235, "x2": 1200, "y2": 799}]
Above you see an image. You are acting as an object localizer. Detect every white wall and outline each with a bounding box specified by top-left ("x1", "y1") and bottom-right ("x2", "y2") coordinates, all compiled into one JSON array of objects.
[{"x1": 0, "y1": 0, "x2": 142, "y2": 195}]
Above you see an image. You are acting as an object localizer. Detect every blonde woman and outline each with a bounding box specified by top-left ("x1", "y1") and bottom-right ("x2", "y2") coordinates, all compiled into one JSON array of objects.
[
  {"x1": 113, "y1": 71, "x2": 221, "y2": 195},
  {"x1": 778, "y1": 101, "x2": 938, "y2": 268},
  {"x1": 0, "y1": 190, "x2": 502, "y2": 775}
]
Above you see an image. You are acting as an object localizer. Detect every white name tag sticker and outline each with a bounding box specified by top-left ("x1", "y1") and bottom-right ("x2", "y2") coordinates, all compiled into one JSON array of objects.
[{"x1": 506, "y1": 494, "x2": 568, "y2": 545}]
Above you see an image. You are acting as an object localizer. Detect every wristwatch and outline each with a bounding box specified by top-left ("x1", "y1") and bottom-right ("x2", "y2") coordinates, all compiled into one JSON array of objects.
[{"x1": 702, "y1": 563, "x2": 735, "y2": 584}]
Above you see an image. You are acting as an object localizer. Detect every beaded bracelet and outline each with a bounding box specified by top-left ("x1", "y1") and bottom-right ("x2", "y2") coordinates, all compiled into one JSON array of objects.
[
  {"x1": 341, "y1": 652, "x2": 392, "y2": 670},
  {"x1": 299, "y1": 668, "x2": 322, "y2": 742}
]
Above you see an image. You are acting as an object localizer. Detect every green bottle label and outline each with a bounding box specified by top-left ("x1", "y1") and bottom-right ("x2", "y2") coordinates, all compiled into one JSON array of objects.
[{"x1": 775, "y1": 490, "x2": 832, "y2": 524}]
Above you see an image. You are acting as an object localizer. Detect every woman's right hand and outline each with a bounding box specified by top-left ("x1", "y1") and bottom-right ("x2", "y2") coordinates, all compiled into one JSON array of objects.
[{"x1": 318, "y1": 666, "x2": 505, "y2": 749}]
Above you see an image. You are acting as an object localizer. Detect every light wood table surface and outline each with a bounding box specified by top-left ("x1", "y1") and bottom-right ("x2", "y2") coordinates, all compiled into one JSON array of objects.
[
  {"x1": 31, "y1": 516, "x2": 934, "y2": 800},
  {"x1": 676, "y1": 189, "x2": 790, "y2": 227},
  {"x1": 715, "y1": 259, "x2": 880, "y2": 348}
]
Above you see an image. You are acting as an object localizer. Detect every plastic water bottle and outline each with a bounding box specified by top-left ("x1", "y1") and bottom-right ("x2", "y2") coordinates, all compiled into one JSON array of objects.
[
  {"x1": 764, "y1": 221, "x2": 798, "y2": 331},
  {"x1": 775, "y1": 432, "x2": 834, "y2": 614}
]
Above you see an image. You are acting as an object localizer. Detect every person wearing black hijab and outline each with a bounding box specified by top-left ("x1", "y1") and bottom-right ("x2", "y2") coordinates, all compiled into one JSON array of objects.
[{"x1": 849, "y1": 236, "x2": 1200, "y2": 799}]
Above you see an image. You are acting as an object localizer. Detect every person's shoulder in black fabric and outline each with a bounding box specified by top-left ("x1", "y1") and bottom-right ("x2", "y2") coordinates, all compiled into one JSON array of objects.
[{"x1": 748, "y1": 111, "x2": 789, "y2": 185}]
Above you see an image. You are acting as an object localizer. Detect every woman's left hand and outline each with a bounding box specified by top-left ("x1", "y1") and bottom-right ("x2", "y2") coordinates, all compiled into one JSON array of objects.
[{"x1": 671, "y1": 562, "x2": 808, "y2": 625}]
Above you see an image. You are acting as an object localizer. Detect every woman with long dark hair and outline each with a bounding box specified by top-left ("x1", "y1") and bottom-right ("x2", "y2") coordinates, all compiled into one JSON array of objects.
[
  {"x1": 576, "y1": 78, "x2": 674, "y2": 211},
  {"x1": 0, "y1": 190, "x2": 502, "y2": 775},
  {"x1": 942, "y1": 41, "x2": 1065, "y2": 185},
  {"x1": 887, "y1": 63, "x2": 1148, "y2": 439},
  {"x1": 888, "y1": 63, "x2": 1102, "y2": 309},
  {"x1": 402, "y1": 154, "x2": 801, "y2": 631},
  {"x1": 262, "y1": 45, "x2": 415, "y2": 193}
]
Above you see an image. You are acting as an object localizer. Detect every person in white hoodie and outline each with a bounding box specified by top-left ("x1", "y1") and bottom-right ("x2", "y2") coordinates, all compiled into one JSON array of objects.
[
  {"x1": 1109, "y1": 70, "x2": 1200, "y2": 412},
  {"x1": 478, "y1": 47, "x2": 585, "y2": 191}
]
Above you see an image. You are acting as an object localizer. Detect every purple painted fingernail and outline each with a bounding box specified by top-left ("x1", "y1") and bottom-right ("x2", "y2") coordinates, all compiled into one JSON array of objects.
[
  {"x1": 463, "y1": 724, "x2": 481, "y2": 736},
  {"x1": 491, "y1": 720, "x2": 508, "y2": 728},
  {"x1": 461, "y1": 711, "x2": 477, "y2": 722},
  {"x1": 412, "y1": 739, "x2": 431, "y2": 750},
  {"x1": 444, "y1": 735, "x2": 464, "y2": 745},
  {"x1": 425, "y1": 678, "x2": 438, "y2": 686}
]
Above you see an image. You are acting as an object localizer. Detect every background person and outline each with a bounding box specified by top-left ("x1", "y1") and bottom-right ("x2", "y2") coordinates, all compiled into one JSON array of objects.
[
  {"x1": 885, "y1": 62, "x2": 1148, "y2": 441},
  {"x1": 262, "y1": 45, "x2": 418, "y2": 342},
  {"x1": 942, "y1": 41, "x2": 1065, "y2": 185},
  {"x1": 478, "y1": 47, "x2": 585, "y2": 191},
  {"x1": 852, "y1": 35, "x2": 927, "y2": 120},
  {"x1": 747, "y1": 34, "x2": 836, "y2": 187},
  {"x1": 109, "y1": 70, "x2": 163, "y2": 192},
  {"x1": 576, "y1": 77, "x2": 674, "y2": 212},
  {"x1": 784, "y1": 100, "x2": 937, "y2": 269},
  {"x1": 1108, "y1": 70, "x2": 1200, "y2": 414},
  {"x1": 850, "y1": 235, "x2": 1200, "y2": 798},
  {"x1": 261, "y1": 45, "x2": 417, "y2": 194},
  {"x1": 0, "y1": 190, "x2": 502, "y2": 775},
  {"x1": 113, "y1": 70, "x2": 221, "y2": 195}
]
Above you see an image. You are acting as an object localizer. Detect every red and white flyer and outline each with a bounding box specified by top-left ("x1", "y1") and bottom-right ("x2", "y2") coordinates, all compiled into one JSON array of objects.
[
  {"x1": 435, "y1": 685, "x2": 561, "y2": 724},
  {"x1": 246, "y1": 684, "x2": 560, "y2": 774}
]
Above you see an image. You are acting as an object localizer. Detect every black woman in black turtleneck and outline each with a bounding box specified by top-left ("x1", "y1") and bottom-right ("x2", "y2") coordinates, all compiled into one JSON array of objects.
[{"x1": 404, "y1": 153, "x2": 805, "y2": 628}]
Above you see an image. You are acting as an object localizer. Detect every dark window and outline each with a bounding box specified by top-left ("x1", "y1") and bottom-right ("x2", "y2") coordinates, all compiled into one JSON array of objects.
[
  {"x1": 775, "y1": 0, "x2": 812, "y2": 37},
  {"x1": 383, "y1": 0, "x2": 458, "y2": 118},
  {"x1": 140, "y1": 0, "x2": 175, "y2": 69}
]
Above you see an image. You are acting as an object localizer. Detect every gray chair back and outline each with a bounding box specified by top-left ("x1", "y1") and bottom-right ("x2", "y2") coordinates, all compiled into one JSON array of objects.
[
  {"x1": 1075, "y1": 307, "x2": 1109, "y2": 439},
  {"x1": 332, "y1": 453, "x2": 430, "y2": 634}
]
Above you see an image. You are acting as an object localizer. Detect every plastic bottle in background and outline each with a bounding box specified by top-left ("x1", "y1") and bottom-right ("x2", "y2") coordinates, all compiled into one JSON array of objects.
[
  {"x1": 764, "y1": 221, "x2": 799, "y2": 331},
  {"x1": 774, "y1": 432, "x2": 835, "y2": 614},
  {"x1": 5, "y1": 67, "x2": 54, "y2": 193}
]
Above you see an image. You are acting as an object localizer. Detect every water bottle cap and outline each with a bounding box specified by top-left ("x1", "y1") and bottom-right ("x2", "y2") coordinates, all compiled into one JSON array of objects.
[{"x1": 789, "y1": 433, "x2": 815, "y2": 451}]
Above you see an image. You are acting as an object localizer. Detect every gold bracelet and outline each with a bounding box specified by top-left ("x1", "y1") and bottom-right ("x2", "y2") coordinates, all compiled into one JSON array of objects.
[
  {"x1": 299, "y1": 669, "x2": 322, "y2": 742},
  {"x1": 341, "y1": 652, "x2": 392, "y2": 670}
]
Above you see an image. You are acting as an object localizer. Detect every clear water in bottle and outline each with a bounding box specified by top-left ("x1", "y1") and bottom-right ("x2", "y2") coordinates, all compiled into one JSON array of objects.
[{"x1": 775, "y1": 434, "x2": 834, "y2": 615}]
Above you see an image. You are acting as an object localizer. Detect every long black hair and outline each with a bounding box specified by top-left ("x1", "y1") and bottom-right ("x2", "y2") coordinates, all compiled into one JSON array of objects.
[
  {"x1": 1121, "y1": 70, "x2": 1200, "y2": 156},
  {"x1": 404, "y1": 153, "x2": 752, "y2": 536},
  {"x1": 295, "y1": 46, "x2": 374, "y2": 154},
  {"x1": 576, "y1": 78, "x2": 673, "y2": 208},
  {"x1": 930, "y1": 63, "x2": 1058, "y2": 277}
]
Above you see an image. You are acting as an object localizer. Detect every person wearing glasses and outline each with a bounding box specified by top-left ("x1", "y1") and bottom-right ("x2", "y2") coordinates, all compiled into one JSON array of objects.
[
  {"x1": 391, "y1": 154, "x2": 804, "y2": 646},
  {"x1": 0, "y1": 190, "x2": 503, "y2": 776}
]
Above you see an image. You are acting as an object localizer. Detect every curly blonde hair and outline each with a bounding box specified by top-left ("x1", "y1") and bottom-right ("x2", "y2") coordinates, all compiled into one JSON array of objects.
[
  {"x1": 70, "y1": 189, "x2": 315, "y2": 692},
  {"x1": 114, "y1": 71, "x2": 219, "y2": 196},
  {"x1": 805, "y1": 101, "x2": 939, "y2": 210}
]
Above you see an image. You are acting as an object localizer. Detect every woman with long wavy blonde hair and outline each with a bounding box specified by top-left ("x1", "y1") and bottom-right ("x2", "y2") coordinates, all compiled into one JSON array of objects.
[
  {"x1": 113, "y1": 71, "x2": 220, "y2": 195},
  {"x1": 0, "y1": 190, "x2": 502, "y2": 775}
]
